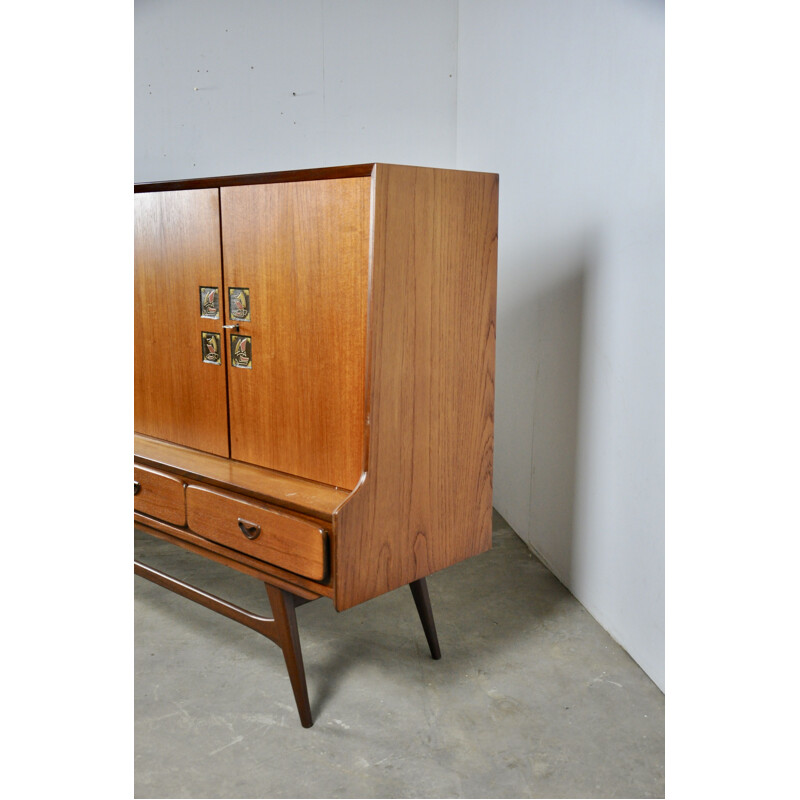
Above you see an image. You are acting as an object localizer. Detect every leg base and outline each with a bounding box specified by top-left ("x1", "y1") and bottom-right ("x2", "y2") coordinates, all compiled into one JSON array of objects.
[
  {"x1": 135, "y1": 560, "x2": 315, "y2": 727},
  {"x1": 409, "y1": 577, "x2": 442, "y2": 659}
]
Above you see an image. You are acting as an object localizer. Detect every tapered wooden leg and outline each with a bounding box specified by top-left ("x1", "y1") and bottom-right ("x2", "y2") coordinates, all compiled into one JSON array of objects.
[
  {"x1": 135, "y1": 560, "x2": 316, "y2": 727},
  {"x1": 409, "y1": 577, "x2": 442, "y2": 660},
  {"x1": 265, "y1": 584, "x2": 313, "y2": 728}
]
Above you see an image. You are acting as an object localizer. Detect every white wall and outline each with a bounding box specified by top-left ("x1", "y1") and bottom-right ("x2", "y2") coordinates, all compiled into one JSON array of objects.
[
  {"x1": 135, "y1": 0, "x2": 664, "y2": 690},
  {"x1": 456, "y1": 0, "x2": 665, "y2": 689},
  {"x1": 134, "y1": 0, "x2": 458, "y2": 180}
]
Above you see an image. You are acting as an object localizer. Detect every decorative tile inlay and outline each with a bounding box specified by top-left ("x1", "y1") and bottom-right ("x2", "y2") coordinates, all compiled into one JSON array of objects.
[
  {"x1": 201, "y1": 331, "x2": 221, "y2": 364},
  {"x1": 228, "y1": 287, "x2": 251, "y2": 322},
  {"x1": 230, "y1": 334, "x2": 252, "y2": 369},
  {"x1": 200, "y1": 286, "x2": 220, "y2": 319}
]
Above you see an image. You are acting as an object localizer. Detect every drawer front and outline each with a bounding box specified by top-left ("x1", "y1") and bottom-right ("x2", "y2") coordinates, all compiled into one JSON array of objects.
[
  {"x1": 185, "y1": 485, "x2": 328, "y2": 581},
  {"x1": 134, "y1": 466, "x2": 186, "y2": 525}
]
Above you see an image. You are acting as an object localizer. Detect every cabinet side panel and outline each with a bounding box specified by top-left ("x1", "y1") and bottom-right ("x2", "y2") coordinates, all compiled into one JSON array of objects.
[
  {"x1": 221, "y1": 178, "x2": 371, "y2": 490},
  {"x1": 134, "y1": 190, "x2": 230, "y2": 457},
  {"x1": 335, "y1": 165, "x2": 498, "y2": 610}
]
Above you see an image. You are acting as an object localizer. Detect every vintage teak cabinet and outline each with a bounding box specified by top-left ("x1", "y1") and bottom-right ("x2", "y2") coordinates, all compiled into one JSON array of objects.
[{"x1": 134, "y1": 163, "x2": 498, "y2": 726}]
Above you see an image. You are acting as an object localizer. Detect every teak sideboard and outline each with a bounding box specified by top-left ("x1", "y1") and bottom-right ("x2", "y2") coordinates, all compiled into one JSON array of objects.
[{"x1": 134, "y1": 163, "x2": 498, "y2": 727}]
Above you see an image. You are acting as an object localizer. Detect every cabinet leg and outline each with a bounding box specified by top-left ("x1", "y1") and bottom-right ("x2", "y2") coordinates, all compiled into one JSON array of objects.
[
  {"x1": 409, "y1": 577, "x2": 442, "y2": 660},
  {"x1": 265, "y1": 584, "x2": 313, "y2": 728}
]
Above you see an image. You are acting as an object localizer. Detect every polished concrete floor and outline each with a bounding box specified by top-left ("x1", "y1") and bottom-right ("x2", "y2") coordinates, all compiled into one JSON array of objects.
[{"x1": 135, "y1": 511, "x2": 664, "y2": 798}]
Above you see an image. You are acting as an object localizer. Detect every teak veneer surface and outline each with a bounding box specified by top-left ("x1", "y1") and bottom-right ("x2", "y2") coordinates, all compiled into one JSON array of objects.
[
  {"x1": 220, "y1": 178, "x2": 371, "y2": 489},
  {"x1": 333, "y1": 165, "x2": 498, "y2": 610},
  {"x1": 134, "y1": 164, "x2": 377, "y2": 193},
  {"x1": 135, "y1": 518, "x2": 326, "y2": 600},
  {"x1": 134, "y1": 189, "x2": 230, "y2": 457},
  {"x1": 185, "y1": 484, "x2": 328, "y2": 582},
  {"x1": 134, "y1": 434, "x2": 347, "y2": 521},
  {"x1": 134, "y1": 465, "x2": 186, "y2": 526},
  {"x1": 134, "y1": 164, "x2": 499, "y2": 615}
]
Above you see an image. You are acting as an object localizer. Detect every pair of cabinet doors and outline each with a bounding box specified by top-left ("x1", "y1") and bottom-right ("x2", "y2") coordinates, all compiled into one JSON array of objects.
[{"x1": 134, "y1": 177, "x2": 372, "y2": 491}]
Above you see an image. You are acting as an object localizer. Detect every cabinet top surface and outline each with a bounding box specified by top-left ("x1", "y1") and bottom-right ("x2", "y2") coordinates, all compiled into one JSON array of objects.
[{"x1": 134, "y1": 163, "x2": 498, "y2": 193}]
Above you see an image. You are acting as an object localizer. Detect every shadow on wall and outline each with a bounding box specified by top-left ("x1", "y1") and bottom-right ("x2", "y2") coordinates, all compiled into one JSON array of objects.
[
  {"x1": 496, "y1": 243, "x2": 590, "y2": 589},
  {"x1": 529, "y1": 265, "x2": 585, "y2": 587}
]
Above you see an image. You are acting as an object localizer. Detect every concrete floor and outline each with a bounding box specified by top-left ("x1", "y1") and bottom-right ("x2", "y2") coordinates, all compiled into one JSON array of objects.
[{"x1": 135, "y1": 511, "x2": 664, "y2": 798}]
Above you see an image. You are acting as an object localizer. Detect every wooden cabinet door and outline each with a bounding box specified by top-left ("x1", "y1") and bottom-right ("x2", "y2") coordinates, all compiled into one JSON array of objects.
[
  {"x1": 220, "y1": 178, "x2": 371, "y2": 489},
  {"x1": 134, "y1": 189, "x2": 230, "y2": 457}
]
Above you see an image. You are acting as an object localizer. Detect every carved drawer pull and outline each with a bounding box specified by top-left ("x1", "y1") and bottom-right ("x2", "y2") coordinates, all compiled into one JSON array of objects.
[
  {"x1": 134, "y1": 480, "x2": 141, "y2": 496},
  {"x1": 238, "y1": 518, "x2": 261, "y2": 540}
]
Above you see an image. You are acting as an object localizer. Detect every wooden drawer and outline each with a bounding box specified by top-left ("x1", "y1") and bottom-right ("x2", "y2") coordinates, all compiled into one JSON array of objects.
[
  {"x1": 185, "y1": 485, "x2": 328, "y2": 581},
  {"x1": 134, "y1": 465, "x2": 186, "y2": 525}
]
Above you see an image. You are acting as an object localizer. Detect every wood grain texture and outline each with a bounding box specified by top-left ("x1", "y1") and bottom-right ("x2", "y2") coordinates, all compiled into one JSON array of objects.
[
  {"x1": 135, "y1": 519, "x2": 327, "y2": 599},
  {"x1": 185, "y1": 484, "x2": 328, "y2": 581},
  {"x1": 333, "y1": 165, "x2": 498, "y2": 610},
  {"x1": 134, "y1": 165, "x2": 498, "y2": 611},
  {"x1": 134, "y1": 164, "x2": 376, "y2": 194},
  {"x1": 134, "y1": 465, "x2": 186, "y2": 526},
  {"x1": 135, "y1": 434, "x2": 348, "y2": 521},
  {"x1": 220, "y1": 178, "x2": 371, "y2": 489},
  {"x1": 134, "y1": 189, "x2": 230, "y2": 457}
]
